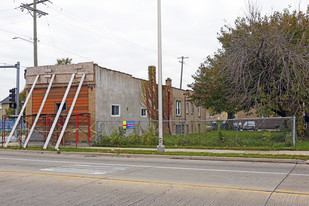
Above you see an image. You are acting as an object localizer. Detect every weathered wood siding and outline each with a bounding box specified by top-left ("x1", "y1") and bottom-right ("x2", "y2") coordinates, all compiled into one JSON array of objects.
[{"x1": 32, "y1": 85, "x2": 88, "y2": 115}]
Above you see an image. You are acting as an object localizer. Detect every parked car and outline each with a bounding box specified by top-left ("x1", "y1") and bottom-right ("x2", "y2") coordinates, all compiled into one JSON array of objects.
[
  {"x1": 211, "y1": 121, "x2": 217, "y2": 130},
  {"x1": 233, "y1": 121, "x2": 242, "y2": 130},
  {"x1": 220, "y1": 120, "x2": 228, "y2": 129},
  {"x1": 243, "y1": 121, "x2": 257, "y2": 131}
]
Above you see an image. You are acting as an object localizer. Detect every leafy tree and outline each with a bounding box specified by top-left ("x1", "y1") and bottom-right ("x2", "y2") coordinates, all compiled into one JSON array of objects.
[
  {"x1": 190, "y1": 5, "x2": 308, "y2": 136},
  {"x1": 5, "y1": 107, "x2": 15, "y2": 116},
  {"x1": 141, "y1": 66, "x2": 158, "y2": 121},
  {"x1": 188, "y1": 54, "x2": 239, "y2": 119},
  {"x1": 56, "y1": 58, "x2": 72, "y2": 65},
  {"x1": 220, "y1": 6, "x2": 308, "y2": 117},
  {"x1": 140, "y1": 66, "x2": 173, "y2": 133}
]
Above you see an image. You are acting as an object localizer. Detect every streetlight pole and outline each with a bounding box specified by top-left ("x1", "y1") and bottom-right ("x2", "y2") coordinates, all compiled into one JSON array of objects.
[{"x1": 157, "y1": 0, "x2": 165, "y2": 152}]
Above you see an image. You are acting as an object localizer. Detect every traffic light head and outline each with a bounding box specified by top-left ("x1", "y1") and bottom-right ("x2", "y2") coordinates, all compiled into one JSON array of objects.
[
  {"x1": 9, "y1": 88, "x2": 16, "y2": 102},
  {"x1": 9, "y1": 102, "x2": 16, "y2": 109}
]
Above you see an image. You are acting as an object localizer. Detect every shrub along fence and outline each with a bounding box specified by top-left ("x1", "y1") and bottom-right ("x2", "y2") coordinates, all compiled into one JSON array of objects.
[{"x1": 95, "y1": 117, "x2": 296, "y2": 148}]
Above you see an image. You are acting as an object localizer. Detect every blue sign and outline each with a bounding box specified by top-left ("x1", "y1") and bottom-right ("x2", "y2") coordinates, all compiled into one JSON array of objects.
[{"x1": 123, "y1": 121, "x2": 135, "y2": 129}]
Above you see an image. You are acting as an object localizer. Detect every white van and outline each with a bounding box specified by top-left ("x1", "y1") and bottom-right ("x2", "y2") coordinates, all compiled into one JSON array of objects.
[{"x1": 243, "y1": 121, "x2": 257, "y2": 131}]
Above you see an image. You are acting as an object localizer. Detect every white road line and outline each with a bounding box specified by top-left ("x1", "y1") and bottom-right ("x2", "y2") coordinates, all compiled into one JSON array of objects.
[{"x1": 0, "y1": 156, "x2": 308, "y2": 176}]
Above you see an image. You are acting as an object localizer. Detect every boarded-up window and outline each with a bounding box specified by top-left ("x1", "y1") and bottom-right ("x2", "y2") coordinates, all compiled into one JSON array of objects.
[{"x1": 55, "y1": 102, "x2": 67, "y2": 113}]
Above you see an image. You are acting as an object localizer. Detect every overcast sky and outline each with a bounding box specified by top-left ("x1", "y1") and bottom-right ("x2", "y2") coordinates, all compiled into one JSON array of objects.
[{"x1": 0, "y1": 0, "x2": 307, "y2": 101}]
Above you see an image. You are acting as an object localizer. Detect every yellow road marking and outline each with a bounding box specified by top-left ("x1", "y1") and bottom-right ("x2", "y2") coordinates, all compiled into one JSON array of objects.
[{"x1": 1, "y1": 169, "x2": 309, "y2": 198}]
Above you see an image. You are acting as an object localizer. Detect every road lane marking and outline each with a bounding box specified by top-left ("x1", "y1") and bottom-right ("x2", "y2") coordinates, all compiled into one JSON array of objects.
[
  {"x1": 1, "y1": 169, "x2": 309, "y2": 198},
  {"x1": 40, "y1": 165, "x2": 126, "y2": 175},
  {"x1": 0, "y1": 156, "x2": 308, "y2": 176}
]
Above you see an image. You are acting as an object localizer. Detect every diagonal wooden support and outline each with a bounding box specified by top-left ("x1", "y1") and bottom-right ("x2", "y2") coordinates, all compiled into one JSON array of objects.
[
  {"x1": 43, "y1": 73, "x2": 75, "y2": 149},
  {"x1": 4, "y1": 75, "x2": 39, "y2": 148},
  {"x1": 55, "y1": 74, "x2": 86, "y2": 150},
  {"x1": 23, "y1": 74, "x2": 55, "y2": 148}
]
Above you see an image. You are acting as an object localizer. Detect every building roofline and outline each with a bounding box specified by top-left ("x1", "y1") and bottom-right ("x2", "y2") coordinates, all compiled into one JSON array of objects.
[
  {"x1": 0, "y1": 96, "x2": 11, "y2": 104},
  {"x1": 27, "y1": 62, "x2": 192, "y2": 92}
]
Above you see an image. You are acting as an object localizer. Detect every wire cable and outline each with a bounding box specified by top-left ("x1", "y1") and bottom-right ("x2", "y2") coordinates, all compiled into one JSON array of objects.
[
  {"x1": 0, "y1": 27, "x2": 32, "y2": 39},
  {"x1": 0, "y1": 8, "x2": 15, "y2": 13},
  {"x1": 49, "y1": 3, "x2": 157, "y2": 54},
  {"x1": 264, "y1": 163, "x2": 297, "y2": 206},
  {"x1": 44, "y1": 16, "x2": 57, "y2": 60}
]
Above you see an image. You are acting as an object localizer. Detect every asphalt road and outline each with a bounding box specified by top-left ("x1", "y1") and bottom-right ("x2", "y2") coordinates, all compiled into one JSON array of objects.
[{"x1": 0, "y1": 150, "x2": 308, "y2": 206}]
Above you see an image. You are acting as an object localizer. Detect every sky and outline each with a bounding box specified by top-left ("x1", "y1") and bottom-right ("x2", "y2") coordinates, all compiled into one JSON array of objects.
[{"x1": 0, "y1": 0, "x2": 308, "y2": 101}]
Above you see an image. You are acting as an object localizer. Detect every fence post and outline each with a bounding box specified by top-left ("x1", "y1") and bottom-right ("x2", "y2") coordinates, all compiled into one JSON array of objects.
[
  {"x1": 292, "y1": 116, "x2": 296, "y2": 146},
  {"x1": 76, "y1": 114, "x2": 79, "y2": 148},
  {"x1": 95, "y1": 121, "x2": 99, "y2": 142},
  {"x1": 235, "y1": 119, "x2": 238, "y2": 145},
  {"x1": 88, "y1": 113, "x2": 91, "y2": 146}
]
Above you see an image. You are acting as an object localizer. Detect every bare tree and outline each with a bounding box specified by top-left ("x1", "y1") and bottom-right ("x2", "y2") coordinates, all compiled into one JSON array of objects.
[{"x1": 218, "y1": 6, "x2": 309, "y2": 118}]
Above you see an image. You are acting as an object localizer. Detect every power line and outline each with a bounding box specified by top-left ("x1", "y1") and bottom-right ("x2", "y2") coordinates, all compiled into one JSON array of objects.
[
  {"x1": 0, "y1": 27, "x2": 32, "y2": 39},
  {"x1": 50, "y1": 3, "x2": 157, "y2": 53},
  {"x1": 44, "y1": 16, "x2": 57, "y2": 60},
  {"x1": 49, "y1": 7, "x2": 157, "y2": 54},
  {"x1": 0, "y1": 13, "x2": 27, "y2": 19},
  {"x1": 48, "y1": 7, "x2": 179, "y2": 62},
  {"x1": 0, "y1": 8, "x2": 15, "y2": 13},
  {"x1": 42, "y1": 2, "x2": 180, "y2": 62},
  {"x1": 5, "y1": 1, "x2": 181, "y2": 73},
  {"x1": 0, "y1": 18, "x2": 31, "y2": 27},
  {"x1": 39, "y1": 40, "x2": 93, "y2": 62}
]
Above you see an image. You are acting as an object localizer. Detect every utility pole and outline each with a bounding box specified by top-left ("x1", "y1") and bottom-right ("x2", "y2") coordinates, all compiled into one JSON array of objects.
[
  {"x1": 178, "y1": 56, "x2": 188, "y2": 90},
  {"x1": 33, "y1": 0, "x2": 38, "y2": 66},
  {"x1": 20, "y1": 0, "x2": 50, "y2": 67}
]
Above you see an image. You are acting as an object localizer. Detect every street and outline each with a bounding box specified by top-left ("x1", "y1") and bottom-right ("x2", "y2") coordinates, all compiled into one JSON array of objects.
[{"x1": 0, "y1": 150, "x2": 308, "y2": 205}]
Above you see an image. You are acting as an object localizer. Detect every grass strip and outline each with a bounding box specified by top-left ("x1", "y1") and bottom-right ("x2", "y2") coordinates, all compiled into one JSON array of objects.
[
  {"x1": 1, "y1": 146, "x2": 309, "y2": 160},
  {"x1": 91, "y1": 144, "x2": 309, "y2": 151}
]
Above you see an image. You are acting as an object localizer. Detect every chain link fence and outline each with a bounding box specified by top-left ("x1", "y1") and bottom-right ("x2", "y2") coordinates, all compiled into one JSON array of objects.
[
  {"x1": 3, "y1": 116, "x2": 296, "y2": 148},
  {"x1": 95, "y1": 117, "x2": 296, "y2": 147},
  {"x1": 2, "y1": 114, "x2": 93, "y2": 147},
  {"x1": 1, "y1": 115, "x2": 26, "y2": 145}
]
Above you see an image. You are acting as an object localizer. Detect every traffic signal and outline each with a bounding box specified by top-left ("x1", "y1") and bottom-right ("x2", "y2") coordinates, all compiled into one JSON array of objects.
[
  {"x1": 9, "y1": 88, "x2": 16, "y2": 102},
  {"x1": 9, "y1": 102, "x2": 16, "y2": 109}
]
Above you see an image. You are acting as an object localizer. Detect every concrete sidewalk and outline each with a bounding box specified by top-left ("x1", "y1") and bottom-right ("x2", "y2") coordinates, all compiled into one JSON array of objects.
[
  {"x1": 4, "y1": 141, "x2": 309, "y2": 156},
  {"x1": 2, "y1": 144, "x2": 309, "y2": 164},
  {"x1": 84, "y1": 146, "x2": 309, "y2": 156}
]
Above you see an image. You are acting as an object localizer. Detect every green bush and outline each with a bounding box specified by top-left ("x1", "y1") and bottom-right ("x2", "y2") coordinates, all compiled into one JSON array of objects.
[
  {"x1": 94, "y1": 126, "x2": 295, "y2": 148},
  {"x1": 141, "y1": 126, "x2": 158, "y2": 145},
  {"x1": 262, "y1": 131, "x2": 273, "y2": 143},
  {"x1": 284, "y1": 132, "x2": 293, "y2": 146},
  {"x1": 96, "y1": 135, "x2": 111, "y2": 146},
  {"x1": 110, "y1": 130, "x2": 121, "y2": 145}
]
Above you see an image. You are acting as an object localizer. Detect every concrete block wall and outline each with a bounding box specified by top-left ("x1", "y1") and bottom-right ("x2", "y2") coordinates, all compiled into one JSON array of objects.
[{"x1": 94, "y1": 64, "x2": 148, "y2": 124}]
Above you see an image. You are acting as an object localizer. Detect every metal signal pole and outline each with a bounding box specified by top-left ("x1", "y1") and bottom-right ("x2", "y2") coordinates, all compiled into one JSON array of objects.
[{"x1": 0, "y1": 62, "x2": 20, "y2": 141}]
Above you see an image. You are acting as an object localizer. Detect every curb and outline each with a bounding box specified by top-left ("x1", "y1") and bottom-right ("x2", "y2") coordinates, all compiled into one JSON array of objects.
[{"x1": 2, "y1": 149, "x2": 308, "y2": 165}]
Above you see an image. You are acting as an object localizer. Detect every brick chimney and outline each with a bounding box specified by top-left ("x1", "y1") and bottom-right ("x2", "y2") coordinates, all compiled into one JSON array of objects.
[{"x1": 165, "y1": 78, "x2": 172, "y2": 87}]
